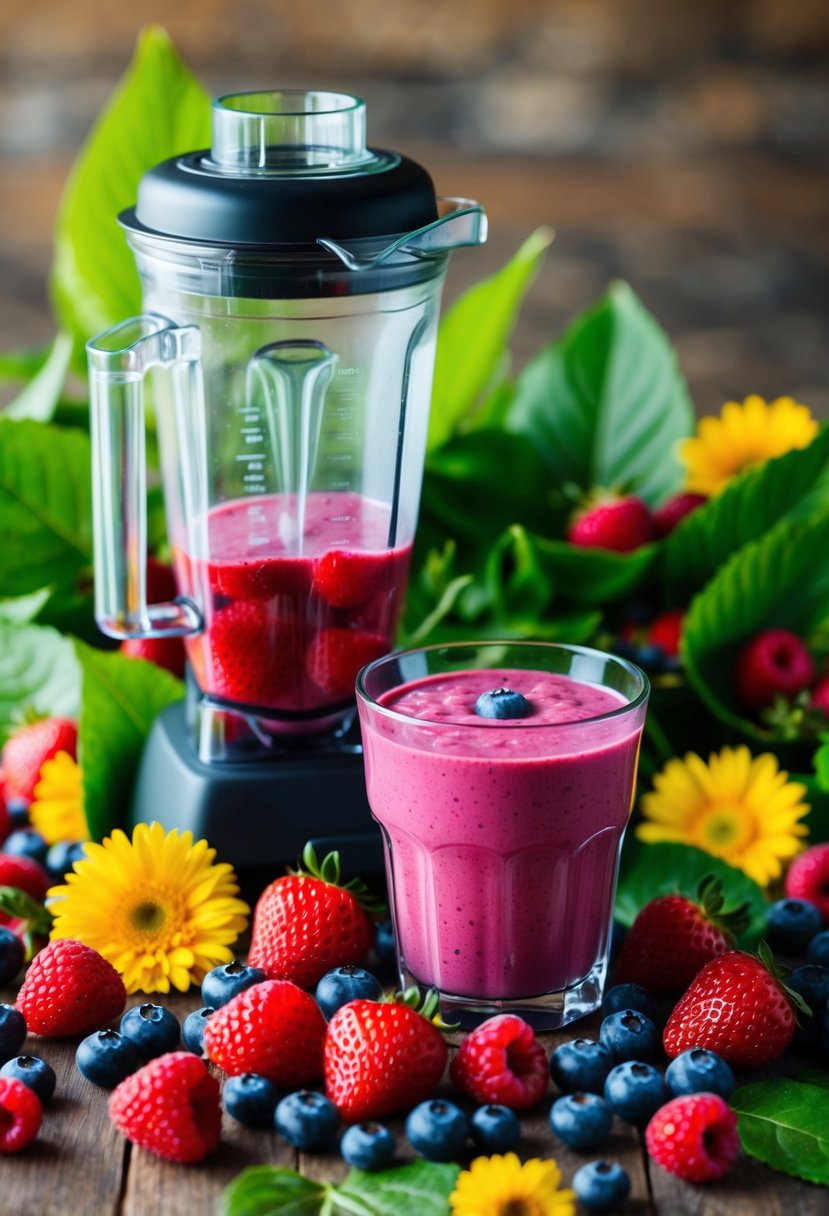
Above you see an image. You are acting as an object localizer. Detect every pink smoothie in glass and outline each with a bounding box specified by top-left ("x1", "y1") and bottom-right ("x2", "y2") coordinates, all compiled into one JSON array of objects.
[
  {"x1": 173, "y1": 491, "x2": 410, "y2": 719},
  {"x1": 360, "y1": 668, "x2": 642, "y2": 1000}
]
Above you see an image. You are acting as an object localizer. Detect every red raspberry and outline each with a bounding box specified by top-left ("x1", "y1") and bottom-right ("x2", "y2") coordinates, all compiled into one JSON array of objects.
[
  {"x1": 203, "y1": 978, "x2": 326, "y2": 1087},
  {"x1": 0, "y1": 1076, "x2": 43, "y2": 1153},
  {"x1": 645, "y1": 1093, "x2": 739, "y2": 1182},
  {"x1": 647, "y1": 610, "x2": 684, "y2": 658},
  {"x1": 785, "y1": 844, "x2": 829, "y2": 923},
  {"x1": 16, "y1": 939, "x2": 126, "y2": 1037},
  {"x1": 0, "y1": 777, "x2": 10, "y2": 846},
  {"x1": 810, "y1": 676, "x2": 829, "y2": 718},
  {"x1": 109, "y1": 1051, "x2": 220, "y2": 1163},
  {"x1": 0, "y1": 854, "x2": 50, "y2": 928},
  {"x1": 448, "y1": 1014, "x2": 548, "y2": 1110},
  {"x1": 734, "y1": 629, "x2": 815, "y2": 711},
  {"x1": 567, "y1": 495, "x2": 653, "y2": 553},
  {"x1": 653, "y1": 492, "x2": 707, "y2": 539}
]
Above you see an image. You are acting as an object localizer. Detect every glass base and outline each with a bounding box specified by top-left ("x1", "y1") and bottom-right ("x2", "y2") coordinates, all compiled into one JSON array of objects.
[{"x1": 399, "y1": 958, "x2": 608, "y2": 1031}]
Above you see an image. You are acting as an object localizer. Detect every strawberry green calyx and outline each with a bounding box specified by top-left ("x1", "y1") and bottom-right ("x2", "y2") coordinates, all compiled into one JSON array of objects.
[
  {"x1": 0, "y1": 886, "x2": 53, "y2": 959},
  {"x1": 383, "y1": 985, "x2": 458, "y2": 1031},
  {"x1": 695, "y1": 874, "x2": 751, "y2": 940},
  {"x1": 289, "y1": 841, "x2": 386, "y2": 917},
  {"x1": 756, "y1": 939, "x2": 812, "y2": 1019}
]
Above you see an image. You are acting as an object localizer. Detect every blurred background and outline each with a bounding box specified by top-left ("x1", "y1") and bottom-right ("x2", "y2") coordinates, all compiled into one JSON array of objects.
[{"x1": 1, "y1": 0, "x2": 828, "y2": 414}]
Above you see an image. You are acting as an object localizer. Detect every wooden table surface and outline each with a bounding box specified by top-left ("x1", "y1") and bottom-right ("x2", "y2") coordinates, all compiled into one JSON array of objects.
[{"x1": 3, "y1": 990, "x2": 826, "y2": 1216}]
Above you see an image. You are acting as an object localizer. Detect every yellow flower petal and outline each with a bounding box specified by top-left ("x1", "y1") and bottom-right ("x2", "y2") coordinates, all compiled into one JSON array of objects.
[
  {"x1": 450, "y1": 1153, "x2": 576, "y2": 1216},
  {"x1": 29, "y1": 752, "x2": 88, "y2": 845}
]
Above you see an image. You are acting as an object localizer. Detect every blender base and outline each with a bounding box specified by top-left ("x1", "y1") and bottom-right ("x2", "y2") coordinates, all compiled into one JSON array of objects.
[{"x1": 130, "y1": 701, "x2": 383, "y2": 877}]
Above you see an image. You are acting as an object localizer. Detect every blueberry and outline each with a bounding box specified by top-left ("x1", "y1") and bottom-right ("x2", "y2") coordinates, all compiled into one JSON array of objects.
[
  {"x1": 601, "y1": 983, "x2": 657, "y2": 1023},
  {"x1": 374, "y1": 920, "x2": 396, "y2": 967},
  {"x1": 665, "y1": 1049, "x2": 735, "y2": 1100},
  {"x1": 276, "y1": 1089, "x2": 340, "y2": 1150},
  {"x1": 474, "y1": 688, "x2": 531, "y2": 720},
  {"x1": 604, "y1": 1061, "x2": 669, "y2": 1125},
  {"x1": 76, "y1": 1029, "x2": 141, "y2": 1088},
  {"x1": 0, "y1": 1003, "x2": 27, "y2": 1062},
  {"x1": 599, "y1": 1010, "x2": 659, "y2": 1061},
  {"x1": 0, "y1": 926, "x2": 25, "y2": 986},
  {"x1": 6, "y1": 799, "x2": 29, "y2": 829},
  {"x1": 549, "y1": 1092, "x2": 612, "y2": 1151},
  {"x1": 636, "y1": 644, "x2": 667, "y2": 672},
  {"x1": 315, "y1": 966, "x2": 384, "y2": 1020},
  {"x1": 340, "y1": 1122, "x2": 396, "y2": 1170},
  {"x1": 572, "y1": 1160, "x2": 631, "y2": 1211},
  {"x1": 45, "y1": 840, "x2": 87, "y2": 880},
  {"x1": 201, "y1": 961, "x2": 266, "y2": 1009},
  {"x1": 2, "y1": 829, "x2": 48, "y2": 864},
  {"x1": 788, "y1": 964, "x2": 829, "y2": 1012},
  {"x1": 807, "y1": 931, "x2": 829, "y2": 969},
  {"x1": 766, "y1": 898, "x2": 823, "y2": 955},
  {"x1": 224, "y1": 1073, "x2": 280, "y2": 1128},
  {"x1": 406, "y1": 1099, "x2": 469, "y2": 1162},
  {"x1": 0, "y1": 1054, "x2": 56, "y2": 1103},
  {"x1": 120, "y1": 1003, "x2": 180, "y2": 1059},
  {"x1": 469, "y1": 1104, "x2": 521, "y2": 1153},
  {"x1": 549, "y1": 1038, "x2": 614, "y2": 1095},
  {"x1": 182, "y1": 1006, "x2": 214, "y2": 1056}
]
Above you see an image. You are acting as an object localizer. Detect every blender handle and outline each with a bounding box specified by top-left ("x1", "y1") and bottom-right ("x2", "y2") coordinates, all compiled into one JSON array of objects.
[{"x1": 87, "y1": 314, "x2": 203, "y2": 640}]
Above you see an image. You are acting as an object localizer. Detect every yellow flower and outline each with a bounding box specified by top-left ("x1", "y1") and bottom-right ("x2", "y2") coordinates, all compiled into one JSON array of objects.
[
  {"x1": 29, "y1": 751, "x2": 88, "y2": 844},
  {"x1": 450, "y1": 1153, "x2": 576, "y2": 1216},
  {"x1": 679, "y1": 394, "x2": 818, "y2": 496},
  {"x1": 47, "y1": 821, "x2": 249, "y2": 994},
  {"x1": 637, "y1": 746, "x2": 809, "y2": 886}
]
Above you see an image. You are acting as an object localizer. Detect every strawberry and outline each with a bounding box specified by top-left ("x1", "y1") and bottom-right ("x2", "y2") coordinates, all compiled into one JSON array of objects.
[
  {"x1": 199, "y1": 599, "x2": 301, "y2": 707},
  {"x1": 2, "y1": 717, "x2": 77, "y2": 804},
  {"x1": 785, "y1": 843, "x2": 829, "y2": 923},
  {"x1": 203, "y1": 978, "x2": 326, "y2": 1086},
  {"x1": 652, "y1": 492, "x2": 707, "y2": 539},
  {"x1": 109, "y1": 1051, "x2": 221, "y2": 1163},
  {"x1": 646, "y1": 609, "x2": 684, "y2": 658},
  {"x1": 613, "y1": 876, "x2": 749, "y2": 995},
  {"x1": 567, "y1": 494, "x2": 653, "y2": 553},
  {"x1": 449, "y1": 1014, "x2": 548, "y2": 1110},
  {"x1": 324, "y1": 990, "x2": 448, "y2": 1122},
  {"x1": 0, "y1": 1076, "x2": 43, "y2": 1153},
  {"x1": 645, "y1": 1093, "x2": 739, "y2": 1182},
  {"x1": 0, "y1": 854, "x2": 50, "y2": 927},
  {"x1": 120, "y1": 636, "x2": 186, "y2": 678},
  {"x1": 306, "y1": 627, "x2": 387, "y2": 699},
  {"x1": 16, "y1": 938, "x2": 126, "y2": 1037},
  {"x1": 248, "y1": 843, "x2": 377, "y2": 988},
  {"x1": 312, "y1": 549, "x2": 389, "y2": 610},
  {"x1": 734, "y1": 629, "x2": 815, "y2": 711},
  {"x1": 663, "y1": 947, "x2": 801, "y2": 1068}
]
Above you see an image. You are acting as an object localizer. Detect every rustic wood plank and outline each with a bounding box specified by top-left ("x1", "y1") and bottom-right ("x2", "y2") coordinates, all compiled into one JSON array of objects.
[{"x1": 646, "y1": 1152, "x2": 828, "y2": 1216}]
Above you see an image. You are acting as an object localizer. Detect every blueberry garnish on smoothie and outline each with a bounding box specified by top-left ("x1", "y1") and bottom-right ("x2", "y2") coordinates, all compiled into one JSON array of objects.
[{"x1": 474, "y1": 688, "x2": 531, "y2": 719}]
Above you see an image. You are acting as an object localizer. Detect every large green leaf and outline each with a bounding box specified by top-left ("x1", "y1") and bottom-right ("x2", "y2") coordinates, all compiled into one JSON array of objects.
[
  {"x1": 732, "y1": 1078, "x2": 829, "y2": 1185},
  {"x1": 335, "y1": 1163, "x2": 460, "y2": 1216},
  {"x1": 505, "y1": 281, "x2": 694, "y2": 505},
  {"x1": 428, "y1": 228, "x2": 553, "y2": 451},
  {"x1": 50, "y1": 26, "x2": 211, "y2": 360},
  {"x1": 219, "y1": 1167, "x2": 325, "y2": 1216},
  {"x1": 0, "y1": 621, "x2": 81, "y2": 735},
  {"x1": 661, "y1": 425, "x2": 829, "y2": 604},
  {"x1": 528, "y1": 532, "x2": 658, "y2": 607},
  {"x1": 3, "y1": 333, "x2": 73, "y2": 423},
  {"x1": 75, "y1": 642, "x2": 183, "y2": 840}
]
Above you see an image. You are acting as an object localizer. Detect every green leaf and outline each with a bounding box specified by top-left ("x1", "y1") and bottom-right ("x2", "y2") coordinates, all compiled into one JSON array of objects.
[
  {"x1": 50, "y1": 26, "x2": 211, "y2": 360},
  {"x1": 615, "y1": 842, "x2": 767, "y2": 945},
  {"x1": 797, "y1": 1069, "x2": 829, "y2": 1090},
  {"x1": 505, "y1": 281, "x2": 694, "y2": 506},
  {"x1": 0, "y1": 588, "x2": 54, "y2": 625},
  {"x1": 527, "y1": 533, "x2": 658, "y2": 607},
  {"x1": 0, "y1": 620, "x2": 81, "y2": 734},
  {"x1": 335, "y1": 1162, "x2": 461, "y2": 1216},
  {"x1": 428, "y1": 228, "x2": 553, "y2": 451},
  {"x1": 732, "y1": 1078, "x2": 829, "y2": 1185},
  {"x1": 4, "y1": 333, "x2": 73, "y2": 423},
  {"x1": 0, "y1": 345, "x2": 54, "y2": 383},
  {"x1": 219, "y1": 1166, "x2": 325, "y2": 1216},
  {"x1": 661, "y1": 425, "x2": 829, "y2": 604},
  {"x1": 75, "y1": 642, "x2": 184, "y2": 840}
]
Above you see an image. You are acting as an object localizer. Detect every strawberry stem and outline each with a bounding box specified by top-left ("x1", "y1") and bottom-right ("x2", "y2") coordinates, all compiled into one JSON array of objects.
[
  {"x1": 696, "y1": 874, "x2": 751, "y2": 939},
  {"x1": 289, "y1": 841, "x2": 387, "y2": 917},
  {"x1": 0, "y1": 885, "x2": 53, "y2": 961}
]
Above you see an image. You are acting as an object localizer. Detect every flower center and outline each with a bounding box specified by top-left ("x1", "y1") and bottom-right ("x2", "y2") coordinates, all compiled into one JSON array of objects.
[
  {"x1": 694, "y1": 802, "x2": 753, "y2": 855},
  {"x1": 502, "y1": 1203, "x2": 532, "y2": 1216},
  {"x1": 130, "y1": 900, "x2": 168, "y2": 933}
]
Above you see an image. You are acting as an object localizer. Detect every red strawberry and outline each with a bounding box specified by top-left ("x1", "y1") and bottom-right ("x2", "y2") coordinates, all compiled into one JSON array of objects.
[
  {"x1": 16, "y1": 938, "x2": 126, "y2": 1037},
  {"x1": 312, "y1": 550, "x2": 389, "y2": 610},
  {"x1": 449, "y1": 1014, "x2": 548, "y2": 1110},
  {"x1": 785, "y1": 843, "x2": 829, "y2": 923},
  {"x1": 645, "y1": 1093, "x2": 739, "y2": 1182},
  {"x1": 0, "y1": 854, "x2": 50, "y2": 927},
  {"x1": 324, "y1": 993, "x2": 448, "y2": 1122},
  {"x1": 663, "y1": 948, "x2": 798, "y2": 1068},
  {"x1": 247, "y1": 843, "x2": 376, "y2": 988},
  {"x1": 120, "y1": 636, "x2": 186, "y2": 678},
  {"x1": 2, "y1": 718, "x2": 78, "y2": 804},
  {"x1": 198, "y1": 599, "x2": 301, "y2": 708},
  {"x1": 614, "y1": 876, "x2": 748, "y2": 995},
  {"x1": 652, "y1": 492, "x2": 707, "y2": 539},
  {"x1": 647, "y1": 609, "x2": 684, "y2": 658},
  {"x1": 567, "y1": 495, "x2": 653, "y2": 553},
  {"x1": 109, "y1": 1051, "x2": 220, "y2": 1163},
  {"x1": 306, "y1": 627, "x2": 386, "y2": 699},
  {"x1": 734, "y1": 629, "x2": 815, "y2": 711},
  {"x1": 145, "y1": 556, "x2": 178, "y2": 603},
  {"x1": 0, "y1": 1076, "x2": 42, "y2": 1153},
  {"x1": 203, "y1": 978, "x2": 326, "y2": 1086}
]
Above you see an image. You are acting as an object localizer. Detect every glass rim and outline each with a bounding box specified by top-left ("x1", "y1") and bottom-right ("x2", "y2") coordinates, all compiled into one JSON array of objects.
[{"x1": 356, "y1": 640, "x2": 650, "y2": 731}]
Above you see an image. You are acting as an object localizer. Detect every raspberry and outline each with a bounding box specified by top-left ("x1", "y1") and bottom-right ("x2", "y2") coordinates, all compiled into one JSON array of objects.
[
  {"x1": 645, "y1": 1093, "x2": 739, "y2": 1182},
  {"x1": 653, "y1": 492, "x2": 707, "y2": 538},
  {"x1": 16, "y1": 939, "x2": 126, "y2": 1037},
  {"x1": 109, "y1": 1051, "x2": 221, "y2": 1163},
  {"x1": 734, "y1": 629, "x2": 815, "y2": 711},
  {"x1": 785, "y1": 843, "x2": 829, "y2": 923},
  {"x1": 448, "y1": 1014, "x2": 548, "y2": 1110},
  {"x1": 203, "y1": 979, "x2": 326, "y2": 1087},
  {"x1": 567, "y1": 495, "x2": 653, "y2": 553},
  {"x1": 647, "y1": 610, "x2": 684, "y2": 658},
  {"x1": 811, "y1": 676, "x2": 829, "y2": 717},
  {"x1": 0, "y1": 1076, "x2": 43, "y2": 1153}
]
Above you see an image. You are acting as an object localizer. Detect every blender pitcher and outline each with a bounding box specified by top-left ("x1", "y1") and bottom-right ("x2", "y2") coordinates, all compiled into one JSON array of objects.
[{"x1": 87, "y1": 91, "x2": 486, "y2": 766}]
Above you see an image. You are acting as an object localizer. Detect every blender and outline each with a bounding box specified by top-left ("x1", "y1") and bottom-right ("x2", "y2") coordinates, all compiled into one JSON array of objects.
[{"x1": 86, "y1": 90, "x2": 485, "y2": 871}]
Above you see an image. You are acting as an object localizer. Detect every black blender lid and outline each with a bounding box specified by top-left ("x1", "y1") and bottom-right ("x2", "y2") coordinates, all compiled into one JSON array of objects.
[{"x1": 122, "y1": 90, "x2": 440, "y2": 247}]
